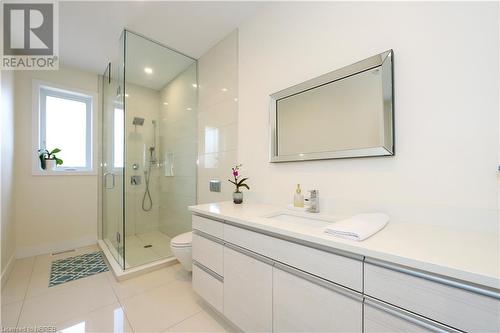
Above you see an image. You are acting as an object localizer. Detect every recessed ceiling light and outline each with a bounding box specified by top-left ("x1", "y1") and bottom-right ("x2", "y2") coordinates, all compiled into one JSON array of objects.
[
  {"x1": 221, "y1": 88, "x2": 228, "y2": 92},
  {"x1": 192, "y1": 83, "x2": 198, "y2": 88},
  {"x1": 234, "y1": 98, "x2": 238, "y2": 102},
  {"x1": 144, "y1": 67, "x2": 153, "y2": 74},
  {"x1": 125, "y1": 94, "x2": 129, "y2": 97},
  {"x1": 186, "y1": 107, "x2": 192, "y2": 111},
  {"x1": 163, "y1": 102, "x2": 168, "y2": 105}
]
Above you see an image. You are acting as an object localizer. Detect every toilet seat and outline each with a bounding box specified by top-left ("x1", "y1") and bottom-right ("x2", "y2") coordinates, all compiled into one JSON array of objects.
[{"x1": 171, "y1": 231, "x2": 192, "y2": 248}]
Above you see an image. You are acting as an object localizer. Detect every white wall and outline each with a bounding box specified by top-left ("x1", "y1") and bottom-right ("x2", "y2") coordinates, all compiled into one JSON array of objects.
[
  {"x1": 197, "y1": 30, "x2": 239, "y2": 203},
  {"x1": 1, "y1": 70, "x2": 16, "y2": 277},
  {"x1": 14, "y1": 67, "x2": 100, "y2": 257},
  {"x1": 238, "y1": 2, "x2": 499, "y2": 231}
]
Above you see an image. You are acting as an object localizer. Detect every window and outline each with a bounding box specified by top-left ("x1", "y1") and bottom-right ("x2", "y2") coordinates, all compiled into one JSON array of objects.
[
  {"x1": 34, "y1": 82, "x2": 95, "y2": 174},
  {"x1": 113, "y1": 106, "x2": 124, "y2": 169}
]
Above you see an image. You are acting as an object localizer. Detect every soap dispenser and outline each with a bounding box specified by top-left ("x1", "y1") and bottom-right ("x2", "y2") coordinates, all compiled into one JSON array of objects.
[{"x1": 294, "y1": 184, "x2": 304, "y2": 208}]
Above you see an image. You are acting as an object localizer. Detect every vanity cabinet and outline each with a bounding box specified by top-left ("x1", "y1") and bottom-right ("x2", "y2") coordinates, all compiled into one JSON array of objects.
[
  {"x1": 223, "y1": 244, "x2": 273, "y2": 333},
  {"x1": 190, "y1": 213, "x2": 500, "y2": 333},
  {"x1": 273, "y1": 263, "x2": 362, "y2": 333}
]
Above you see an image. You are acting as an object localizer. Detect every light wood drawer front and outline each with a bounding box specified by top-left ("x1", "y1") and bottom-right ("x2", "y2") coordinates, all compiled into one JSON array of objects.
[
  {"x1": 192, "y1": 264, "x2": 223, "y2": 313},
  {"x1": 272, "y1": 235, "x2": 362, "y2": 291},
  {"x1": 223, "y1": 224, "x2": 274, "y2": 256},
  {"x1": 364, "y1": 262, "x2": 500, "y2": 333},
  {"x1": 224, "y1": 224, "x2": 362, "y2": 291},
  {"x1": 364, "y1": 299, "x2": 457, "y2": 333},
  {"x1": 192, "y1": 215, "x2": 223, "y2": 238},
  {"x1": 192, "y1": 233, "x2": 223, "y2": 276},
  {"x1": 223, "y1": 246, "x2": 273, "y2": 333},
  {"x1": 273, "y1": 265, "x2": 362, "y2": 333}
]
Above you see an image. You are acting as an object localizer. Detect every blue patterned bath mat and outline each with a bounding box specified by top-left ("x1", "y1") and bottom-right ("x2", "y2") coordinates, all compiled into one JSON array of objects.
[{"x1": 49, "y1": 251, "x2": 109, "y2": 287}]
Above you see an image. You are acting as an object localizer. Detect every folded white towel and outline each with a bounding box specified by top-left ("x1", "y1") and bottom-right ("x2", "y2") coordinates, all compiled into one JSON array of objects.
[{"x1": 324, "y1": 213, "x2": 389, "y2": 241}]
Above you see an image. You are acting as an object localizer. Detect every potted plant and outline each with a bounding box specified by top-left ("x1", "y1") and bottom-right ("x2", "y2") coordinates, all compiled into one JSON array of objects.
[
  {"x1": 228, "y1": 164, "x2": 250, "y2": 204},
  {"x1": 38, "y1": 148, "x2": 63, "y2": 171}
]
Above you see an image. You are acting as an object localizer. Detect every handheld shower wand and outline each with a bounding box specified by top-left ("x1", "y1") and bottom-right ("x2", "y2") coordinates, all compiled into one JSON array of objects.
[{"x1": 142, "y1": 120, "x2": 157, "y2": 212}]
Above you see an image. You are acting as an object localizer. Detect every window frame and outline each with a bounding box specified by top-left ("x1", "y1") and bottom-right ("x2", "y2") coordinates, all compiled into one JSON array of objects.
[
  {"x1": 112, "y1": 103, "x2": 124, "y2": 171},
  {"x1": 32, "y1": 80, "x2": 98, "y2": 176}
]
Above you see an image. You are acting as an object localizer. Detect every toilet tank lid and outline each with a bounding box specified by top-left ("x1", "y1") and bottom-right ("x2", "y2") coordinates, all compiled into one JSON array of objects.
[{"x1": 171, "y1": 231, "x2": 192, "y2": 246}]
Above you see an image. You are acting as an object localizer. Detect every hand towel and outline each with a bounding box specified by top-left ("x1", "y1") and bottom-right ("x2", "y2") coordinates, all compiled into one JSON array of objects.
[{"x1": 324, "y1": 213, "x2": 389, "y2": 241}]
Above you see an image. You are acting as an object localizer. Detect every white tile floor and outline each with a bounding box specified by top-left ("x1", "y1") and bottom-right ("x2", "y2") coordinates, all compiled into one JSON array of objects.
[{"x1": 0, "y1": 245, "x2": 235, "y2": 333}]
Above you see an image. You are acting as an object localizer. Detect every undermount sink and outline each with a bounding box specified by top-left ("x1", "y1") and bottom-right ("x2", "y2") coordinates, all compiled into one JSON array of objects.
[{"x1": 265, "y1": 212, "x2": 334, "y2": 228}]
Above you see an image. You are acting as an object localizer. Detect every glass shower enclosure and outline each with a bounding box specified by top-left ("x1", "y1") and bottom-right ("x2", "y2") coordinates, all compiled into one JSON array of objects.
[{"x1": 102, "y1": 30, "x2": 197, "y2": 269}]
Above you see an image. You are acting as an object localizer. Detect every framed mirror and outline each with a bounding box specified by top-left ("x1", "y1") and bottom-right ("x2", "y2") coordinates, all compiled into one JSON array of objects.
[{"x1": 270, "y1": 50, "x2": 394, "y2": 163}]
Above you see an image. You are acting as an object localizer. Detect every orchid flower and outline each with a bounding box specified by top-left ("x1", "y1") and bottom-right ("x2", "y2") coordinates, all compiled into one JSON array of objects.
[{"x1": 228, "y1": 164, "x2": 249, "y2": 193}]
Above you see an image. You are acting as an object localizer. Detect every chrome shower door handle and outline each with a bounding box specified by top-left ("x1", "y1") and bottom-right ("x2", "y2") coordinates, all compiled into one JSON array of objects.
[{"x1": 104, "y1": 172, "x2": 115, "y2": 189}]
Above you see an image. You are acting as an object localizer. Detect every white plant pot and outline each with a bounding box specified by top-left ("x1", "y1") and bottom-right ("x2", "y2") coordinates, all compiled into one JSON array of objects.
[{"x1": 45, "y1": 159, "x2": 57, "y2": 171}]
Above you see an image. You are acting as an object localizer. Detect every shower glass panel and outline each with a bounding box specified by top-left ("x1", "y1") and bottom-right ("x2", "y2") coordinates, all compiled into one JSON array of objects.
[
  {"x1": 102, "y1": 33, "x2": 126, "y2": 268},
  {"x1": 102, "y1": 30, "x2": 197, "y2": 269}
]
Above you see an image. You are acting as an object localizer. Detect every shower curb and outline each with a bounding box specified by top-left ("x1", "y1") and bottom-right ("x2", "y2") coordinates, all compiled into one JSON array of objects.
[{"x1": 98, "y1": 239, "x2": 178, "y2": 281}]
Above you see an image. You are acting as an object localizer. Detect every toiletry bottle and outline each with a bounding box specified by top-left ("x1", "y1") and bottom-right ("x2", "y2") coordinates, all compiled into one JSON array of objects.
[{"x1": 294, "y1": 184, "x2": 304, "y2": 208}]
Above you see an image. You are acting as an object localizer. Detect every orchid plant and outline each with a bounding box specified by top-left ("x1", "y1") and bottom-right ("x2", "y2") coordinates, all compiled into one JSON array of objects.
[{"x1": 228, "y1": 164, "x2": 250, "y2": 193}]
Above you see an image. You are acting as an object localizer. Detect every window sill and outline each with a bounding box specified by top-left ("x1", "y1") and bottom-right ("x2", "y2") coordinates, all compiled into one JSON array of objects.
[{"x1": 32, "y1": 169, "x2": 97, "y2": 176}]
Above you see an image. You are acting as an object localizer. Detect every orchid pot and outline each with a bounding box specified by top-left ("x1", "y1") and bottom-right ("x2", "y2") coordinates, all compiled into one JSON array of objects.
[{"x1": 232, "y1": 191, "x2": 243, "y2": 204}]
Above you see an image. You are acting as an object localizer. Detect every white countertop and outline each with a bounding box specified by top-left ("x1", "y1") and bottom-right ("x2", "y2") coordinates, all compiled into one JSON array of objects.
[{"x1": 189, "y1": 201, "x2": 500, "y2": 290}]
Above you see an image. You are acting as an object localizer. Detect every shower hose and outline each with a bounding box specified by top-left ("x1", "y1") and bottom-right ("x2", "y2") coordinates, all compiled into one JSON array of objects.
[{"x1": 142, "y1": 163, "x2": 153, "y2": 211}]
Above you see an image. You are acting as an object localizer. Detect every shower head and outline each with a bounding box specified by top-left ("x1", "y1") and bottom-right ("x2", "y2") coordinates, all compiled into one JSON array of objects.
[{"x1": 132, "y1": 117, "x2": 145, "y2": 126}]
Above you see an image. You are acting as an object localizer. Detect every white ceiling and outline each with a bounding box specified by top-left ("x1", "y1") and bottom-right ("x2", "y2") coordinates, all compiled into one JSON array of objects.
[
  {"x1": 125, "y1": 31, "x2": 196, "y2": 90},
  {"x1": 59, "y1": 1, "x2": 266, "y2": 77}
]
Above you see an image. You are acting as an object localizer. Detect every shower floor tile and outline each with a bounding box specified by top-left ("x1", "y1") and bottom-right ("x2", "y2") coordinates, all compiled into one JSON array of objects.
[
  {"x1": 136, "y1": 231, "x2": 172, "y2": 257},
  {"x1": 125, "y1": 231, "x2": 172, "y2": 268}
]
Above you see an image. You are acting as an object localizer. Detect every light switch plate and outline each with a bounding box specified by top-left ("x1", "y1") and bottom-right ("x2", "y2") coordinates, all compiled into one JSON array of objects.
[{"x1": 210, "y1": 180, "x2": 221, "y2": 192}]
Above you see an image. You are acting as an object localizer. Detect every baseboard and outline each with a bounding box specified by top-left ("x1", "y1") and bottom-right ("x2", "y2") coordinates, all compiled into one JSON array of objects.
[
  {"x1": 16, "y1": 234, "x2": 97, "y2": 258},
  {"x1": 1, "y1": 254, "x2": 15, "y2": 289}
]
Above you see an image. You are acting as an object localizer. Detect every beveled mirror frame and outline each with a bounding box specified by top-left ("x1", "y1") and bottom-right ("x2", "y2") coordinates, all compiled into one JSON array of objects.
[{"x1": 269, "y1": 50, "x2": 394, "y2": 163}]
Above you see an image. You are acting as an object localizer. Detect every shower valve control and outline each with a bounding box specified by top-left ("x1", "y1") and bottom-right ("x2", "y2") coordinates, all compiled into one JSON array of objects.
[{"x1": 131, "y1": 175, "x2": 142, "y2": 185}]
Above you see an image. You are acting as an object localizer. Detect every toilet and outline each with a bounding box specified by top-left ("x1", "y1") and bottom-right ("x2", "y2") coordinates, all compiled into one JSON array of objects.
[{"x1": 170, "y1": 231, "x2": 192, "y2": 271}]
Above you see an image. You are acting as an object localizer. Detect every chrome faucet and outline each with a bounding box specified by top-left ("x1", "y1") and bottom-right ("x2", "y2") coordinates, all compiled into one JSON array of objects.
[{"x1": 307, "y1": 190, "x2": 320, "y2": 213}]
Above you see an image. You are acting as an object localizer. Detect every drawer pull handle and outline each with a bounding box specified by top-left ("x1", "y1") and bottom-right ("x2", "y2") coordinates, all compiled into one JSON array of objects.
[
  {"x1": 193, "y1": 230, "x2": 224, "y2": 245},
  {"x1": 225, "y1": 242, "x2": 275, "y2": 266},
  {"x1": 365, "y1": 258, "x2": 500, "y2": 300},
  {"x1": 274, "y1": 262, "x2": 363, "y2": 302},
  {"x1": 364, "y1": 297, "x2": 461, "y2": 333},
  {"x1": 193, "y1": 260, "x2": 224, "y2": 282}
]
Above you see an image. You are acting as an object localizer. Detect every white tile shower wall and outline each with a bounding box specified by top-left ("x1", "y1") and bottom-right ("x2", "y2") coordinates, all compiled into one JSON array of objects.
[
  {"x1": 159, "y1": 63, "x2": 198, "y2": 238},
  {"x1": 197, "y1": 30, "x2": 239, "y2": 204},
  {"x1": 124, "y1": 83, "x2": 161, "y2": 236},
  {"x1": 238, "y1": 2, "x2": 499, "y2": 232}
]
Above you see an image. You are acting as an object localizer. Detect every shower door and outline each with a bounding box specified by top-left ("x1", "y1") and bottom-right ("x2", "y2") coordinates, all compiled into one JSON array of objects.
[{"x1": 101, "y1": 33, "x2": 126, "y2": 269}]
